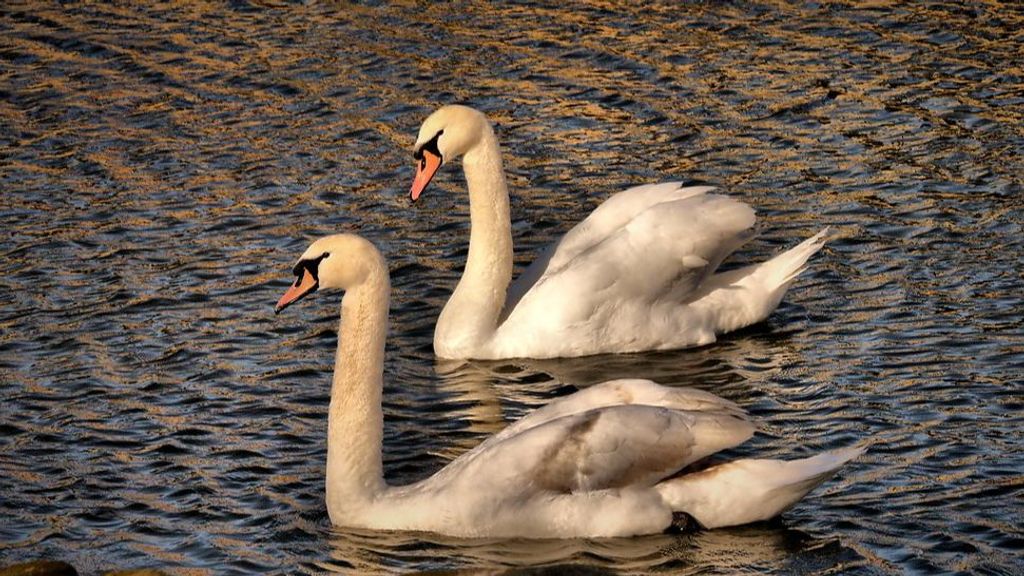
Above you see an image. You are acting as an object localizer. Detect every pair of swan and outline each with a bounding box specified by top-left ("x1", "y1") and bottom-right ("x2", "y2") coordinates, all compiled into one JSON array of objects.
[{"x1": 272, "y1": 106, "x2": 863, "y2": 538}]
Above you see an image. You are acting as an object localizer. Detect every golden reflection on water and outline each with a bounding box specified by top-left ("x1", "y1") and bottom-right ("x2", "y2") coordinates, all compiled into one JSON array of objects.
[{"x1": 1, "y1": 1, "x2": 1022, "y2": 575}]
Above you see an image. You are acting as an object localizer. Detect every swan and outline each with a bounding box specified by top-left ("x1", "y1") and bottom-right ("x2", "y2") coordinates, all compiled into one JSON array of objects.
[
  {"x1": 410, "y1": 105, "x2": 831, "y2": 360},
  {"x1": 274, "y1": 233, "x2": 865, "y2": 538}
]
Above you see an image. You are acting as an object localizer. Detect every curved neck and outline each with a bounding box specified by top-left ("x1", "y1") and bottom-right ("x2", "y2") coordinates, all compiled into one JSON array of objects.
[
  {"x1": 325, "y1": 263, "x2": 389, "y2": 521},
  {"x1": 435, "y1": 128, "x2": 513, "y2": 356}
]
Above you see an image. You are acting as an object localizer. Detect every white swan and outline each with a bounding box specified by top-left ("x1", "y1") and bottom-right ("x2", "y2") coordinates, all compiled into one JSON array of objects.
[
  {"x1": 274, "y1": 233, "x2": 865, "y2": 539},
  {"x1": 410, "y1": 105, "x2": 830, "y2": 360}
]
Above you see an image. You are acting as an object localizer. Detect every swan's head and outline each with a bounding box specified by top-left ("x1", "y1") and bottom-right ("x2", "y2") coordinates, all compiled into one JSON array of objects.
[
  {"x1": 410, "y1": 105, "x2": 492, "y2": 201},
  {"x1": 274, "y1": 234, "x2": 384, "y2": 314}
]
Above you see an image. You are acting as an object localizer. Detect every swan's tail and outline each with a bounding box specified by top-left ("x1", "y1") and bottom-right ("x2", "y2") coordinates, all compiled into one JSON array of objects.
[
  {"x1": 756, "y1": 227, "x2": 831, "y2": 295},
  {"x1": 656, "y1": 441, "x2": 867, "y2": 529},
  {"x1": 696, "y1": 227, "x2": 831, "y2": 335}
]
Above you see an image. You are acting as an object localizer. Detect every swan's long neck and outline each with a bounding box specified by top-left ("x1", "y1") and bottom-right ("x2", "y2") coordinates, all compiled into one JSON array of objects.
[
  {"x1": 325, "y1": 263, "x2": 389, "y2": 521},
  {"x1": 435, "y1": 128, "x2": 513, "y2": 357}
]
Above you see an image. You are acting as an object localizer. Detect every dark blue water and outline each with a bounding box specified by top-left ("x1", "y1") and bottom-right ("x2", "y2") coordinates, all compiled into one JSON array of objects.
[{"x1": 1, "y1": 2, "x2": 1022, "y2": 574}]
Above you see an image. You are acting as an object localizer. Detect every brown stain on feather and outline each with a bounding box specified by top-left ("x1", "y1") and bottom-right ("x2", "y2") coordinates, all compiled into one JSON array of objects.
[
  {"x1": 532, "y1": 408, "x2": 694, "y2": 493},
  {"x1": 533, "y1": 411, "x2": 601, "y2": 493}
]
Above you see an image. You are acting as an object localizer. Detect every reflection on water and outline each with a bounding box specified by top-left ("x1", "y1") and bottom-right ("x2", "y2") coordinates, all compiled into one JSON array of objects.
[
  {"x1": 432, "y1": 328, "x2": 801, "y2": 443},
  {"x1": 1, "y1": 2, "x2": 1023, "y2": 575},
  {"x1": 321, "y1": 522, "x2": 860, "y2": 575}
]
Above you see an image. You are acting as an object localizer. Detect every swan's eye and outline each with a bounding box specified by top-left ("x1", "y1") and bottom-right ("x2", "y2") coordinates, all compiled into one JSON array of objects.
[{"x1": 413, "y1": 129, "x2": 444, "y2": 161}]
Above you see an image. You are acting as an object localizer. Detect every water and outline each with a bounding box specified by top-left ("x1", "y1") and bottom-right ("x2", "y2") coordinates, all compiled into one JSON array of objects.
[{"x1": 1, "y1": 2, "x2": 1022, "y2": 574}]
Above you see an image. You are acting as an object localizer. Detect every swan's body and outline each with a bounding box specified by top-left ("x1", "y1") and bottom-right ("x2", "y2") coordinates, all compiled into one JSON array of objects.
[
  {"x1": 410, "y1": 106, "x2": 830, "y2": 360},
  {"x1": 275, "y1": 234, "x2": 864, "y2": 538}
]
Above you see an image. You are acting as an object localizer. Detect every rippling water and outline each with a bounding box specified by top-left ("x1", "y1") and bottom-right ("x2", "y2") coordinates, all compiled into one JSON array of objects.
[{"x1": 2, "y1": 2, "x2": 1023, "y2": 574}]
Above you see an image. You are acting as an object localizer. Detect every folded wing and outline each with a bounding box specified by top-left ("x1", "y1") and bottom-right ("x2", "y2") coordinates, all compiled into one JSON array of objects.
[
  {"x1": 435, "y1": 403, "x2": 754, "y2": 496},
  {"x1": 490, "y1": 378, "x2": 749, "y2": 444}
]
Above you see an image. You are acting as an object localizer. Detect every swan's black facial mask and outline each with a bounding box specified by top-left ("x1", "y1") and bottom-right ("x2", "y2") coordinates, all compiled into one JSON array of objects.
[
  {"x1": 291, "y1": 253, "x2": 329, "y2": 283},
  {"x1": 413, "y1": 130, "x2": 443, "y2": 162},
  {"x1": 275, "y1": 252, "x2": 329, "y2": 314}
]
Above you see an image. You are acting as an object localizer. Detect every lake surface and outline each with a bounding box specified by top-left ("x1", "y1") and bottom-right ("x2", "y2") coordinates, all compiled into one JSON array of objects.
[{"x1": 1, "y1": 2, "x2": 1022, "y2": 574}]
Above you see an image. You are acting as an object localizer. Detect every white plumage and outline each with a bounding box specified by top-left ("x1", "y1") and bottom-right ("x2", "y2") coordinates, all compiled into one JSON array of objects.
[{"x1": 275, "y1": 234, "x2": 865, "y2": 539}]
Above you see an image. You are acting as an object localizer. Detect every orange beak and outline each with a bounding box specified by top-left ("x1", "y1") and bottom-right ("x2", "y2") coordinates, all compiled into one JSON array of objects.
[
  {"x1": 275, "y1": 268, "x2": 318, "y2": 314},
  {"x1": 410, "y1": 149, "x2": 442, "y2": 202}
]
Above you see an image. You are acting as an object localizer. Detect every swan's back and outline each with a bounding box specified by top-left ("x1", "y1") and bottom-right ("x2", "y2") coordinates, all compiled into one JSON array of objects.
[
  {"x1": 493, "y1": 189, "x2": 758, "y2": 357},
  {"x1": 503, "y1": 183, "x2": 715, "y2": 316}
]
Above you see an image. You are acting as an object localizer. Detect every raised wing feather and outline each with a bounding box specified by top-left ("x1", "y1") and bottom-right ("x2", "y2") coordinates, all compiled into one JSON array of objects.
[
  {"x1": 542, "y1": 183, "x2": 715, "y2": 273},
  {"x1": 501, "y1": 193, "x2": 756, "y2": 332},
  {"x1": 502, "y1": 183, "x2": 714, "y2": 318}
]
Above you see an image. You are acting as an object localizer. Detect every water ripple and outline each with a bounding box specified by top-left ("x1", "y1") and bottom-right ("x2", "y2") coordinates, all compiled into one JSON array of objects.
[{"x1": 1, "y1": 2, "x2": 1022, "y2": 575}]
